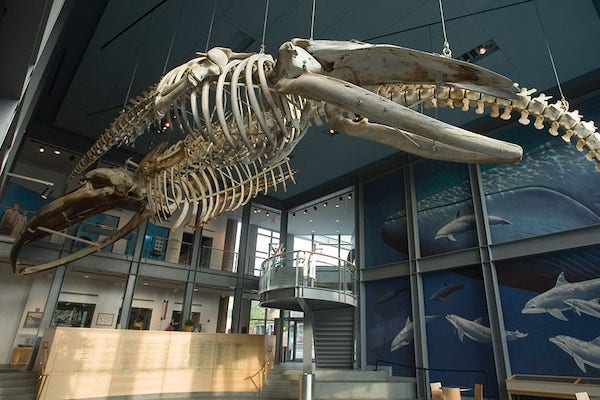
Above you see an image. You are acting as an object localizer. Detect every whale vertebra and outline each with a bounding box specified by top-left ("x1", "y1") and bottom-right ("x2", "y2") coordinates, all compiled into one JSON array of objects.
[
  {"x1": 522, "y1": 272, "x2": 600, "y2": 321},
  {"x1": 549, "y1": 335, "x2": 600, "y2": 373},
  {"x1": 445, "y1": 314, "x2": 527, "y2": 342}
]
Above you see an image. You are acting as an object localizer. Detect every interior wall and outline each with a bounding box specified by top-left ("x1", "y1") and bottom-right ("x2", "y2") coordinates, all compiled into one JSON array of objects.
[{"x1": 0, "y1": 262, "x2": 36, "y2": 363}]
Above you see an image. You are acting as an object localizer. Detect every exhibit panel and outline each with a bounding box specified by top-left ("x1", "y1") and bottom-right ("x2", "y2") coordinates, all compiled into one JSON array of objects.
[
  {"x1": 413, "y1": 159, "x2": 477, "y2": 257},
  {"x1": 496, "y1": 246, "x2": 600, "y2": 377},
  {"x1": 422, "y1": 266, "x2": 501, "y2": 398},
  {"x1": 364, "y1": 276, "x2": 415, "y2": 377},
  {"x1": 363, "y1": 170, "x2": 408, "y2": 267}
]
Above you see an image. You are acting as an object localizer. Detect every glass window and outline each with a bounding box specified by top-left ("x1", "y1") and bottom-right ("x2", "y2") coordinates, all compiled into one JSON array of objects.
[
  {"x1": 363, "y1": 171, "x2": 407, "y2": 267},
  {"x1": 496, "y1": 245, "x2": 600, "y2": 377},
  {"x1": 413, "y1": 159, "x2": 477, "y2": 257},
  {"x1": 364, "y1": 276, "x2": 414, "y2": 377},
  {"x1": 422, "y1": 266, "x2": 498, "y2": 397},
  {"x1": 482, "y1": 95, "x2": 600, "y2": 243}
]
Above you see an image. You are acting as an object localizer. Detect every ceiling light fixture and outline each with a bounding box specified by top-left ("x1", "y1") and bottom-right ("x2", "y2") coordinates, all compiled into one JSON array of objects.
[
  {"x1": 40, "y1": 185, "x2": 54, "y2": 200},
  {"x1": 459, "y1": 39, "x2": 498, "y2": 63},
  {"x1": 6, "y1": 172, "x2": 55, "y2": 199},
  {"x1": 38, "y1": 146, "x2": 45, "y2": 153},
  {"x1": 53, "y1": 149, "x2": 61, "y2": 155},
  {"x1": 303, "y1": 209, "x2": 308, "y2": 214},
  {"x1": 323, "y1": 202, "x2": 327, "y2": 207},
  {"x1": 313, "y1": 206, "x2": 317, "y2": 211}
]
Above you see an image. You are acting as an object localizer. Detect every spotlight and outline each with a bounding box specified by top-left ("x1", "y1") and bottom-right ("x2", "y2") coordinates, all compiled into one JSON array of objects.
[
  {"x1": 38, "y1": 146, "x2": 45, "y2": 153},
  {"x1": 335, "y1": 203, "x2": 340, "y2": 208},
  {"x1": 265, "y1": 212, "x2": 270, "y2": 217},
  {"x1": 478, "y1": 45, "x2": 487, "y2": 55},
  {"x1": 313, "y1": 206, "x2": 317, "y2": 211},
  {"x1": 53, "y1": 149, "x2": 61, "y2": 155},
  {"x1": 40, "y1": 185, "x2": 54, "y2": 199},
  {"x1": 323, "y1": 202, "x2": 328, "y2": 207},
  {"x1": 292, "y1": 212, "x2": 296, "y2": 217},
  {"x1": 303, "y1": 209, "x2": 308, "y2": 214},
  {"x1": 348, "y1": 193, "x2": 352, "y2": 199}
]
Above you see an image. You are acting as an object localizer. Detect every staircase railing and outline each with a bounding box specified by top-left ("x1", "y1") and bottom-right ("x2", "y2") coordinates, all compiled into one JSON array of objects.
[
  {"x1": 244, "y1": 351, "x2": 273, "y2": 394},
  {"x1": 259, "y1": 250, "x2": 357, "y2": 298}
]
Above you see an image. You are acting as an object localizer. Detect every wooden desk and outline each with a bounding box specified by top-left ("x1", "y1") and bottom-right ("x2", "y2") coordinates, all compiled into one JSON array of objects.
[
  {"x1": 507, "y1": 374, "x2": 600, "y2": 399},
  {"x1": 10, "y1": 346, "x2": 33, "y2": 365}
]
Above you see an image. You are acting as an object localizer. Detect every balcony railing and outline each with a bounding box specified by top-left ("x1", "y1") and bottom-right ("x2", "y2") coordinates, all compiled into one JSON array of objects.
[{"x1": 259, "y1": 250, "x2": 357, "y2": 297}]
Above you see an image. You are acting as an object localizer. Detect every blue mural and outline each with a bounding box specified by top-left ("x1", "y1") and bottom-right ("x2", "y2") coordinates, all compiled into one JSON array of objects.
[
  {"x1": 497, "y1": 246, "x2": 600, "y2": 376},
  {"x1": 423, "y1": 267, "x2": 503, "y2": 398},
  {"x1": 413, "y1": 159, "x2": 477, "y2": 257},
  {"x1": 364, "y1": 276, "x2": 414, "y2": 376},
  {"x1": 363, "y1": 170, "x2": 407, "y2": 267}
]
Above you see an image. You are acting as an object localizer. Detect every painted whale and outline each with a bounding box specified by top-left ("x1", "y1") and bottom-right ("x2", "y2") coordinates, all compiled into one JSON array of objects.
[
  {"x1": 549, "y1": 335, "x2": 600, "y2": 373},
  {"x1": 522, "y1": 272, "x2": 600, "y2": 321},
  {"x1": 434, "y1": 212, "x2": 511, "y2": 241},
  {"x1": 390, "y1": 316, "x2": 413, "y2": 351},
  {"x1": 429, "y1": 282, "x2": 465, "y2": 301},
  {"x1": 564, "y1": 298, "x2": 600, "y2": 319},
  {"x1": 445, "y1": 314, "x2": 527, "y2": 342}
]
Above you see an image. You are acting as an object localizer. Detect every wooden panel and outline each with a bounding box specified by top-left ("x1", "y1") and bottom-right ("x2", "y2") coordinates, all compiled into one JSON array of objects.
[{"x1": 38, "y1": 328, "x2": 270, "y2": 400}]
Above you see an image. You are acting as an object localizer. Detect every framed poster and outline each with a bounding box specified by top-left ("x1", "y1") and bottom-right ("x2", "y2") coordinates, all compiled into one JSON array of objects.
[
  {"x1": 23, "y1": 311, "x2": 43, "y2": 328},
  {"x1": 96, "y1": 313, "x2": 114, "y2": 326}
]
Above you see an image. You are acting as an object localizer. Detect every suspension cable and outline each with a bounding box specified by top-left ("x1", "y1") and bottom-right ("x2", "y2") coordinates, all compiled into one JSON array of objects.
[
  {"x1": 533, "y1": 0, "x2": 567, "y2": 108},
  {"x1": 205, "y1": 0, "x2": 217, "y2": 52},
  {"x1": 260, "y1": 0, "x2": 270, "y2": 53},
  {"x1": 437, "y1": 0, "x2": 452, "y2": 57},
  {"x1": 310, "y1": 0, "x2": 317, "y2": 40}
]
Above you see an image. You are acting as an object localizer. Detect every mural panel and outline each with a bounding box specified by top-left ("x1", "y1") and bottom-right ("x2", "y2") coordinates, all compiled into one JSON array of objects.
[
  {"x1": 413, "y1": 159, "x2": 479, "y2": 257},
  {"x1": 423, "y1": 267, "x2": 503, "y2": 398},
  {"x1": 482, "y1": 96, "x2": 600, "y2": 243},
  {"x1": 497, "y1": 246, "x2": 600, "y2": 376},
  {"x1": 364, "y1": 276, "x2": 414, "y2": 376},
  {"x1": 363, "y1": 170, "x2": 407, "y2": 267}
]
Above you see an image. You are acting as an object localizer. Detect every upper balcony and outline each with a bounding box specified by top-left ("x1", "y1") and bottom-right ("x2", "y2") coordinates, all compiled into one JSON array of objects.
[{"x1": 258, "y1": 250, "x2": 358, "y2": 311}]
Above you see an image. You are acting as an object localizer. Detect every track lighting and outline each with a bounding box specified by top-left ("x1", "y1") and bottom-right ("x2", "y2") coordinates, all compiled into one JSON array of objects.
[{"x1": 41, "y1": 185, "x2": 55, "y2": 200}]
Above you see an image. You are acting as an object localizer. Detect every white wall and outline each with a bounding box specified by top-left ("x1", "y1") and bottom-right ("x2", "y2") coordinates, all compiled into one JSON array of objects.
[{"x1": 0, "y1": 262, "x2": 37, "y2": 363}]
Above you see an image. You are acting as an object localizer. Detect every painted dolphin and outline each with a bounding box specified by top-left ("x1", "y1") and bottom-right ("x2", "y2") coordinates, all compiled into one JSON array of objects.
[
  {"x1": 549, "y1": 335, "x2": 600, "y2": 373},
  {"x1": 435, "y1": 212, "x2": 511, "y2": 241},
  {"x1": 377, "y1": 287, "x2": 407, "y2": 304},
  {"x1": 390, "y1": 316, "x2": 413, "y2": 351},
  {"x1": 564, "y1": 298, "x2": 600, "y2": 318},
  {"x1": 522, "y1": 272, "x2": 600, "y2": 321},
  {"x1": 430, "y1": 282, "x2": 465, "y2": 301},
  {"x1": 445, "y1": 314, "x2": 527, "y2": 342}
]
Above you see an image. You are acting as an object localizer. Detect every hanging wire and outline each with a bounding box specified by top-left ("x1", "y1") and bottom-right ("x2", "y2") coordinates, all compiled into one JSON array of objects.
[
  {"x1": 437, "y1": 0, "x2": 452, "y2": 57},
  {"x1": 533, "y1": 0, "x2": 568, "y2": 109},
  {"x1": 310, "y1": 0, "x2": 317, "y2": 40},
  {"x1": 124, "y1": 13, "x2": 157, "y2": 109},
  {"x1": 260, "y1": 0, "x2": 270, "y2": 53},
  {"x1": 205, "y1": 0, "x2": 218, "y2": 52},
  {"x1": 163, "y1": 0, "x2": 186, "y2": 74}
]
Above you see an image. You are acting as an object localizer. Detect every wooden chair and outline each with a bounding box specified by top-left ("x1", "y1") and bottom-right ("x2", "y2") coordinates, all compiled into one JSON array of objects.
[
  {"x1": 442, "y1": 387, "x2": 462, "y2": 400},
  {"x1": 430, "y1": 382, "x2": 443, "y2": 400},
  {"x1": 575, "y1": 392, "x2": 590, "y2": 400},
  {"x1": 474, "y1": 383, "x2": 483, "y2": 400}
]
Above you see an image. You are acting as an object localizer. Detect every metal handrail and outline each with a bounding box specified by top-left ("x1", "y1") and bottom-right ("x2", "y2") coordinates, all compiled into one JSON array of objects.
[{"x1": 259, "y1": 250, "x2": 357, "y2": 297}]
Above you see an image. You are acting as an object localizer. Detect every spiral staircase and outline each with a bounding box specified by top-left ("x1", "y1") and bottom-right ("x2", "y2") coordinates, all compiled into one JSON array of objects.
[{"x1": 258, "y1": 250, "x2": 358, "y2": 370}]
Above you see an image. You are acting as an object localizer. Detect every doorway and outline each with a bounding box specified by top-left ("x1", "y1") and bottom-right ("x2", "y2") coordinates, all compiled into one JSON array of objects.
[{"x1": 287, "y1": 318, "x2": 304, "y2": 361}]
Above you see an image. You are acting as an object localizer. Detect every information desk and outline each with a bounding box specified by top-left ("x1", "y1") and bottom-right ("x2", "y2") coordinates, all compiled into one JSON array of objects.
[
  {"x1": 35, "y1": 327, "x2": 275, "y2": 400},
  {"x1": 507, "y1": 374, "x2": 600, "y2": 399}
]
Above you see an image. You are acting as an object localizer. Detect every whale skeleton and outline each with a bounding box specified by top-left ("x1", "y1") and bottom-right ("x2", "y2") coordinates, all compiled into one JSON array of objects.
[{"x1": 9, "y1": 38, "x2": 599, "y2": 275}]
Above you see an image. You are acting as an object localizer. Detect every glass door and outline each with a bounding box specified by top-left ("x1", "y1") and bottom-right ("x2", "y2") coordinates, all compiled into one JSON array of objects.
[{"x1": 287, "y1": 318, "x2": 304, "y2": 361}]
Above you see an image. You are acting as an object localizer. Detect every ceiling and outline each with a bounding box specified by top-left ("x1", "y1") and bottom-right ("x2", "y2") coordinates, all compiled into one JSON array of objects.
[{"x1": 5, "y1": 0, "x2": 600, "y2": 233}]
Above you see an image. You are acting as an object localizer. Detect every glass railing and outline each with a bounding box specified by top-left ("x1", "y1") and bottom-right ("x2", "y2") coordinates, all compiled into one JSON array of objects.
[{"x1": 259, "y1": 250, "x2": 357, "y2": 297}]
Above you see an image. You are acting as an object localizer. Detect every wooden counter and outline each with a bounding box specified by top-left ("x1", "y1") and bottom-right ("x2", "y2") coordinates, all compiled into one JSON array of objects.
[
  {"x1": 9, "y1": 346, "x2": 33, "y2": 365},
  {"x1": 35, "y1": 327, "x2": 275, "y2": 400}
]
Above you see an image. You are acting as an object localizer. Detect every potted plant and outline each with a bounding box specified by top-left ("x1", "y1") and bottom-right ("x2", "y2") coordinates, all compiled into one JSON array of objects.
[{"x1": 184, "y1": 319, "x2": 195, "y2": 332}]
